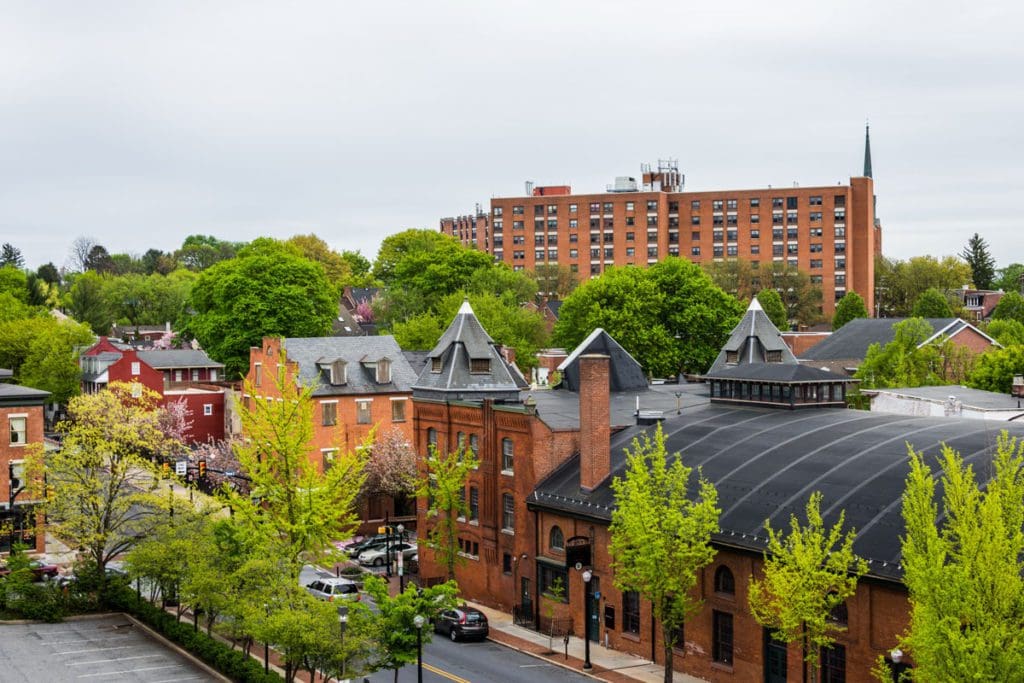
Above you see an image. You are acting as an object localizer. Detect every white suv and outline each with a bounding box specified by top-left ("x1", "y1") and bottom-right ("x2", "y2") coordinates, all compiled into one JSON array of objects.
[{"x1": 305, "y1": 577, "x2": 360, "y2": 602}]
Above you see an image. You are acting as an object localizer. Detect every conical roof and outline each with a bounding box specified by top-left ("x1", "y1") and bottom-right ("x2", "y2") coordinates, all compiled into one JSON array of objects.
[
  {"x1": 413, "y1": 299, "x2": 528, "y2": 402},
  {"x1": 706, "y1": 298, "x2": 798, "y2": 374}
]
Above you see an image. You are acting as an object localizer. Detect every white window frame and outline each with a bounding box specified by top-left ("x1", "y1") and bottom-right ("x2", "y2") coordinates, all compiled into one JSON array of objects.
[
  {"x1": 203, "y1": 403, "x2": 213, "y2": 416},
  {"x1": 131, "y1": 361, "x2": 141, "y2": 375},
  {"x1": 390, "y1": 397, "x2": 407, "y2": 422},
  {"x1": 356, "y1": 399, "x2": 373, "y2": 425},
  {"x1": 9, "y1": 415, "x2": 28, "y2": 447}
]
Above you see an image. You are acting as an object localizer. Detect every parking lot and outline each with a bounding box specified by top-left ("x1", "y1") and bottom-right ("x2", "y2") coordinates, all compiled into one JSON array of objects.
[{"x1": 0, "y1": 614, "x2": 221, "y2": 682}]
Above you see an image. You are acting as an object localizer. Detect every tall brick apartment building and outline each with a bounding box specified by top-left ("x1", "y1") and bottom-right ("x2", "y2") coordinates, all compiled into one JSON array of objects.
[
  {"x1": 441, "y1": 130, "x2": 882, "y2": 318},
  {"x1": 413, "y1": 300, "x2": 1024, "y2": 681}
]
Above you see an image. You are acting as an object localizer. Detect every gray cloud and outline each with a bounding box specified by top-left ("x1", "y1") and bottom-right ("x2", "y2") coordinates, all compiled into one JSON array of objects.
[{"x1": 1, "y1": 0, "x2": 1022, "y2": 271}]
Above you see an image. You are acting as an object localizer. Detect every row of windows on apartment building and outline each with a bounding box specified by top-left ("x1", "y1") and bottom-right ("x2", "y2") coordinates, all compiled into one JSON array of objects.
[
  {"x1": 319, "y1": 398, "x2": 408, "y2": 425},
  {"x1": 492, "y1": 195, "x2": 848, "y2": 219},
  {"x1": 425, "y1": 428, "x2": 515, "y2": 471},
  {"x1": 493, "y1": 209, "x2": 846, "y2": 233},
  {"x1": 498, "y1": 227, "x2": 847, "y2": 247}
]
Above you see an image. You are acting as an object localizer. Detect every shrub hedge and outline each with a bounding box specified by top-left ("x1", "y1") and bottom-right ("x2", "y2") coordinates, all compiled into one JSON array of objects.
[{"x1": 106, "y1": 586, "x2": 283, "y2": 683}]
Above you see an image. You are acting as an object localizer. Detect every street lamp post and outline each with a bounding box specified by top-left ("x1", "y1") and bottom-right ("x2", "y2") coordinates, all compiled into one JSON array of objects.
[
  {"x1": 413, "y1": 614, "x2": 426, "y2": 683},
  {"x1": 338, "y1": 604, "x2": 349, "y2": 681},
  {"x1": 263, "y1": 603, "x2": 270, "y2": 673},
  {"x1": 397, "y1": 523, "x2": 405, "y2": 592},
  {"x1": 581, "y1": 569, "x2": 593, "y2": 671}
]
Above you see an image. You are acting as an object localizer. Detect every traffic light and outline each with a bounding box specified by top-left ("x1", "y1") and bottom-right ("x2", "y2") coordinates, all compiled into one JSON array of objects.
[
  {"x1": 162, "y1": 462, "x2": 170, "y2": 479},
  {"x1": 198, "y1": 459, "x2": 207, "y2": 479}
]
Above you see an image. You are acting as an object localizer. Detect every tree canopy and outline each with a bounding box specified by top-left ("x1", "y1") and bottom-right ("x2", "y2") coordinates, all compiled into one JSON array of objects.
[
  {"x1": 898, "y1": 434, "x2": 1024, "y2": 680},
  {"x1": 185, "y1": 238, "x2": 336, "y2": 378},
  {"x1": 0, "y1": 243, "x2": 24, "y2": 269},
  {"x1": 967, "y1": 344, "x2": 1024, "y2": 393},
  {"x1": 910, "y1": 287, "x2": 953, "y2": 318},
  {"x1": 0, "y1": 314, "x2": 94, "y2": 402},
  {"x1": 995, "y1": 263, "x2": 1024, "y2": 294},
  {"x1": 875, "y1": 255, "x2": 971, "y2": 317},
  {"x1": 832, "y1": 291, "x2": 868, "y2": 330},
  {"x1": 987, "y1": 319, "x2": 1024, "y2": 347},
  {"x1": 609, "y1": 424, "x2": 719, "y2": 683},
  {"x1": 555, "y1": 258, "x2": 743, "y2": 376},
  {"x1": 960, "y1": 232, "x2": 997, "y2": 290},
  {"x1": 703, "y1": 259, "x2": 823, "y2": 327},
  {"x1": 855, "y1": 318, "x2": 940, "y2": 389},
  {"x1": 756, "y1": 289, "x2": 789, "y2": 330},
  {"x1": 992, "y1": 291, "x2": 1024, "y2": 324}
]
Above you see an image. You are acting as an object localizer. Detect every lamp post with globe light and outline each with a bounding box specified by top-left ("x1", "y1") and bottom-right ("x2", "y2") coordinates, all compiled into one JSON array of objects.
[
  {"x1": 582, "y1": 569, "x2": 593, "y2": 670},
  {"x1": 337, "y1": 604, "x2": 349, "y2": 681},
  {"x1": 413, "y1": 614, "x2": 426, "y2": 683}
]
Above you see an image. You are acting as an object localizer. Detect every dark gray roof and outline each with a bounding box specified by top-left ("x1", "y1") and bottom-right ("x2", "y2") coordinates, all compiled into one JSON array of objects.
[
  {"x1": 530, "y1": 403, "x2": 1024, "y2": 583},
  {"x1": 332, "y1": 304, "x2": 365, "y2": 337},
  {"x1": 136, "y1": 350, "x2": 224, "y2": 370},
  {"x1": 705, "y1": 363, "x2": 853, "y2": 383},
  {"x1": 0, "y1": 382, "x2": 50, "y2": 405},
  {"x1": 414, "y1": 300, "x2": 528, "y2": 402},
  {"x1": 531, "y1": 381, "x2": 707, "y2": 431},
  {"x1": 800, "y1": 318, "x2": 957, "y2": 361},
  {"x1": 557, "y1": 329, "x2": 647, "y2": 393},
  {"x1": 0, "y1": 368, "x2": 12, "y2": 380},
  {"x1": 546, "y1": 300, "x2": 563, "y2": 319},
  {"x1": 403, "y1": 351, "x2": 430, "y2": 377},
  {"x1": 866, "y1": 385, "x2": 1024, "y2": 412},
  {"x1": 707, "y1": 298, "x2": 797, "y2": 373},
  {"x1": 283, "y1": 336, "x2": 416, "y2": 396}
]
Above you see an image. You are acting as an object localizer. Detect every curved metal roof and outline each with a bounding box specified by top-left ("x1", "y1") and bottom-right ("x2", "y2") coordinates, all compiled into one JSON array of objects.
[{"x1": 529, "y1": 403, "x2": 1024, "y2": 582}]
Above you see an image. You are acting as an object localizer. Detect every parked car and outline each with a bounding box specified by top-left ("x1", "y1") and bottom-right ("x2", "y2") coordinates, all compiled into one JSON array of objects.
[
  {"x1": 433, "y1": 606, "x2": 489, "y2": 641},
  {"x1": 0, "y1": 559, "x2": 59, "y2": 581},
  {"x1": 305, "y1": 577, "x2": 360, "y2": 602},
  {"x1": 407, "y1": 553, "x2": 419, "y2": 575},
  {"x1": 357, "y1": 542, "x2": 416, "y2": 567},
  {"x1": 341, "y1": 534, "x2": 388, "y2": 555}
]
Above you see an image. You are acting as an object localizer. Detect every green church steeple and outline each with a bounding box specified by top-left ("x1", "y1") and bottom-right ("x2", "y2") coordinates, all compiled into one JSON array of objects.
[{"x1": 863, "y1": 122, "x2": 873, "y2": 178}]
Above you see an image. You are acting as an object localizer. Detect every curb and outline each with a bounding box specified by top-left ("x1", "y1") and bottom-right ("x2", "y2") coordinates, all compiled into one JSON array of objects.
[
  {"x1": 122, "y1": 612, "x2": 231, "y2": 682},
  {"x1": 486, "y1": 631, "x2": 608, "y2": 681}
]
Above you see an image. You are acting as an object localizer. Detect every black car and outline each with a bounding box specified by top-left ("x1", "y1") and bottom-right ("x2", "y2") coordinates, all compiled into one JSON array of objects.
[
  {"x1": 343, "y1": 535, "x2": 389, "y2": 556},
  {"x1": 433, "y1": 606, "x2": 489, "y2": 642}
]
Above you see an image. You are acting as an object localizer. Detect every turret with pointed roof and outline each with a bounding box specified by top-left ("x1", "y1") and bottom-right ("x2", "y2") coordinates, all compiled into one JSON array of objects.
[
  {"x1": 704, "y1": 298, "x2": 854, "y2": 408},
  {"x1": 412, "y1": 299, "x2": 528, "y2": 402}
]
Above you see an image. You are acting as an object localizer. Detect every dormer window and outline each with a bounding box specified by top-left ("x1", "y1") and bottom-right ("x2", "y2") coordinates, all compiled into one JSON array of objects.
[
  {"x1": 330, "y1": 359, "x2": 347, "y2": 385},
  {"x1": 725, "y1": 351, "x2": 739, "y2": 365},
  {"x1": 470, "y1": 358, "x2": 490, "y2": 374},
  {"x1": 766, "y1": 350, "x2": 783, "y2": 363},
  {"x1": 431, "y1": 357, "x2": 443, "y2": 373},
  {"x1": 376, "y1": 358, "x2": 391, "y2": 384}
]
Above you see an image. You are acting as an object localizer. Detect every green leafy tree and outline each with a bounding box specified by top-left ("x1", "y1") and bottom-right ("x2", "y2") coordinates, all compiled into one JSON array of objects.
[
  {"x1": 19, "y1": 318, "x2": 95, "y2": 403},
  {"x1": 910, "y1": 287, "x2": 953, "y2": 318},
  {"x1": 960, "y1": 233, "x2": 997, "y2": 290},
  {"x1": 530, "y1": 263, "x2": 578, "y2": 299},
  {"x1": 995, "y1": 263, "x2": 1024, "y2": 294},
  {"x1": 66, "y1": 270, "x2": 112, "y2": 334},
  {"x1": 855, "y1": 319, "x2": 939, "y2": 389},
  {"x1": 556, "y1": 257, "x2": 742, "y2": 376},
  {"x1": 992, "y1": 291, "x2": 1024, "y2": 324},
  {"x1": 0, "y1": 243, "x2": 25, "y2": 268},
  {"x1": 0, "y1": 265, "x2": 28, "y2": 302},
  {"x1": 36, "y1": 262, "x2": 61, "y2": 285},
  {"x1": 609, "y1": 424, "x2": 720, "y2": 683},
  {"x1": 25, "y1": 383, "x2": 177, "y2": 601},
  {"x1": 186, "y1": 238, "x2": 336, "y2": 378},
  {"x1": 175, "y1": 234, "x2": 244, "y2": 271},
  {"x1": 704, "y1": 259, "x2": 823, "y2": 326},
  {"x1": 0, "y1": 293, "x2": 32, "y2": 322},
  {"x1": 967, "y1": 344, "x2": 1024, "y2": 393},
  {"x1": 391, "y1": 312, "x2": 445, "y2": 351},
  {"x1": 875, "y1": 255, "x2": 972, "y2": 317},
  {"x1": 26, "y1": 272, "x2": 61, "y2": 309},
  {"x1": 748, "y1": 492, "x2": 867, "y2": 683},
  {"x1": 84, "y1": 244, "x2": 115, "y2": 274},
  {"x1": 756, "y1": 289, "x2": 789, "y2": 330},
  {"x1": 363, "y1": 575, "x2": 458, "y2": 682},
  {"x1": 286, "y1": 233, "x2": 351, "y2": 293},
  {"x1": 340, "y1": 249, "x2": 376, "y2": 288},
  {"x1": 417, "y1": 443, "x2": 477, "y2": 580},
  {"x1": 897, "y1": 434, "x2": 1024, "y2": 680},
  {"x1": 231, "y1": 360, "x2": 367, "y2": 579},
  {"x1": 832, "y1": 291, "x2": 869, "y2": 330},
  {"x1": 987, "y1": 319, "x2": 1024, "y2": 347}
]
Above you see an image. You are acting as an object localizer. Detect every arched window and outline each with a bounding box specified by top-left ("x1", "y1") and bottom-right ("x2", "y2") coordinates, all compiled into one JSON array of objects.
[
  {"x1": 827, "y1": 599, "x2": 848, "y2": 626},
  {"x1": 549, "y1": 525, "x2": 564, "y2": 551},
  {"x1": 714, "y1": 565, "x2": 735, "y2": 595},
  {"x1": 426, "y1": 428, "x2": 437, "y2": 456}
]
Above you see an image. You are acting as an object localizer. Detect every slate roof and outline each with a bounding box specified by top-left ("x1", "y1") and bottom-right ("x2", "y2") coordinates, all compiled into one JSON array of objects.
[
  {"x1": 800, "y1": 318, "x2": 958, "y2": 361},
  {"x1": 557, "y1": 329, "x2": 647, "y2": 393},
  {"x1": 0, "y1": 382, "x2": 50, "y2": 405},
  {"x1": 0, "y1": 368, "x2": 12, "y2": 380},
  {"x1": 529, "y1": 403, "x2": 1024, "y2": 583},
  {"x1": 545, "y1": 300, "x2": 563, "y2": 320},
  {"x1": 283, "y1": 336, "x2": 417, "y2": 397},
  {"x1": 332, "y1": 304, "x2": 365, "y2": 337},
  {"x1": 136, "y1": 350, "x2": 224, "y2": 370},
  {"x1": 403, "y1": 351, "x2": 430, "y2": 377},
  {"x1": 413, "y1": 300, "x2": 528, "y2": 402},
  {"x1": 707, "y1": 298, "x2": 798, "y2": 373},
  {"x1": 705, "y1": 363, "x2": 854, "y2": 383}
]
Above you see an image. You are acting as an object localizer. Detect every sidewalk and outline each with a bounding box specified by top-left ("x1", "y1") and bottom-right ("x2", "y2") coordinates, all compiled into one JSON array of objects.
[{"x1": 465, "y1": 600, "x2": 707, "y2": 683}]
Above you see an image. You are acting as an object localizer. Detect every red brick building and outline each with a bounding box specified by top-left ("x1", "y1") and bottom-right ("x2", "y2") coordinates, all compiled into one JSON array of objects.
[
  {"x1": 412, "y1": 301, "x2": 1022, "y2": 681},
  {"x1": 1, "y1": 378, "x2": 50, "y2": 555},
  {"x1": 244, "y1": 335, "x2": 419, "y2": 530},
  {"x1": 80, "y1": 340, "x2": 227, "y2": 444},
  {"x1": 441, "y1": 131, "x2": 882, "y2": 318}
]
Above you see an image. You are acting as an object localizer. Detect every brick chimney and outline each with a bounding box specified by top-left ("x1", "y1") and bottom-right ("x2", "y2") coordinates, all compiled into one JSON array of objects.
[{"x1": 579, "y1": 353, "x2": 611, "y2": 491}]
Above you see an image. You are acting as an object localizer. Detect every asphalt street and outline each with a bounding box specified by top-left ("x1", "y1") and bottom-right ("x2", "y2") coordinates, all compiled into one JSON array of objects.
[{"x1": 300, "y1": 565, "x2": 589, "y2": 683}]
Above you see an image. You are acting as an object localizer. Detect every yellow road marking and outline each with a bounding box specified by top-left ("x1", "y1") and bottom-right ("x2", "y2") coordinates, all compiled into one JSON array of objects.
[{"x1": 423, "y1": 661, "x2": 471, "y2": 683}]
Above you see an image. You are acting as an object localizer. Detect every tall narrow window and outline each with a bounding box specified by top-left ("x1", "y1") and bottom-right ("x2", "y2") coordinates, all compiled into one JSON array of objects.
[
  {"x1": 391, "y1": 399, "x2": 406, "y2": 422},
  {"x1": 623, "y1": 591, "x2": 641, "y2": 634},
  {"x1": 820, "y1": 644, "x2": 846, "y2": 683},
  {"x1": 714, "y1": 566, "x2": 735, "y2": 596},
  {"x1": 502, "y1": 438, "x2": 514, "y2": 472},
  {"x1": 549, "y1": 525, "x2": 564, "y2": 551},
  {"x1": 356, "y1": 400, "x2": 372, "y2": 424},
  {"x1": 321, "y1": 402, "x2": 337, "y2": 426},
  {"x1": 501, "y1": 493, "x2": 515, "y2": 531},
  {"x1": 468, "y1": 434, "x2": 479, "y2": 458},
  {"x1": 254, "y1": 363, "x2": 262, "y2": 387},
  {"x1": 469, "y1": 487, "x2": 479, "y2": 522},
  {"x1": 427, "y1": 428, "x2": 437, "y2": 456},
  {"x1": 712, "y1": 611, "x2": 733, "y2": 665},
  {"x1": 9, "y1": 416, "x2": 27, "y2": 446}
]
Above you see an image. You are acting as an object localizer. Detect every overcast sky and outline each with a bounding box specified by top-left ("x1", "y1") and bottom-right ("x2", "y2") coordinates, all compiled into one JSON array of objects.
[{"x1": 2, "y1": 1, "x2": 1022, "y2": 272}]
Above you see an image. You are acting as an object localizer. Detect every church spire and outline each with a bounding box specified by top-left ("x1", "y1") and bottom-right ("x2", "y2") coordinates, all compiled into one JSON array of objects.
[{"x1": 863, "y1": 121, "x2": 873, "y2": 178}]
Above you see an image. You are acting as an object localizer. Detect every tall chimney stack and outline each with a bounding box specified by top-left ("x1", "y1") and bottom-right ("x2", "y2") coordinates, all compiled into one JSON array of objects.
[{"x1": 579, "y1": 354, "x2": 611, "y2": 491}]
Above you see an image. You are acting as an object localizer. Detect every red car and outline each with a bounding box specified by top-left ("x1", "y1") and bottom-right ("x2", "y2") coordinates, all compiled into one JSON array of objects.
[{"x1": 0, "y1": 559, "x2": 60, "y2": 581}]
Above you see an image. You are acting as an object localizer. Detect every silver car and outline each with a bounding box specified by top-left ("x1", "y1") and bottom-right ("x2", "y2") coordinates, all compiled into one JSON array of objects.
[
  {"x1": 305, "y1": 577, "x2": 360, "y2": 602},
  {"x1": 357, "y1": 541, "x2": 417, "y2": 567}
]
